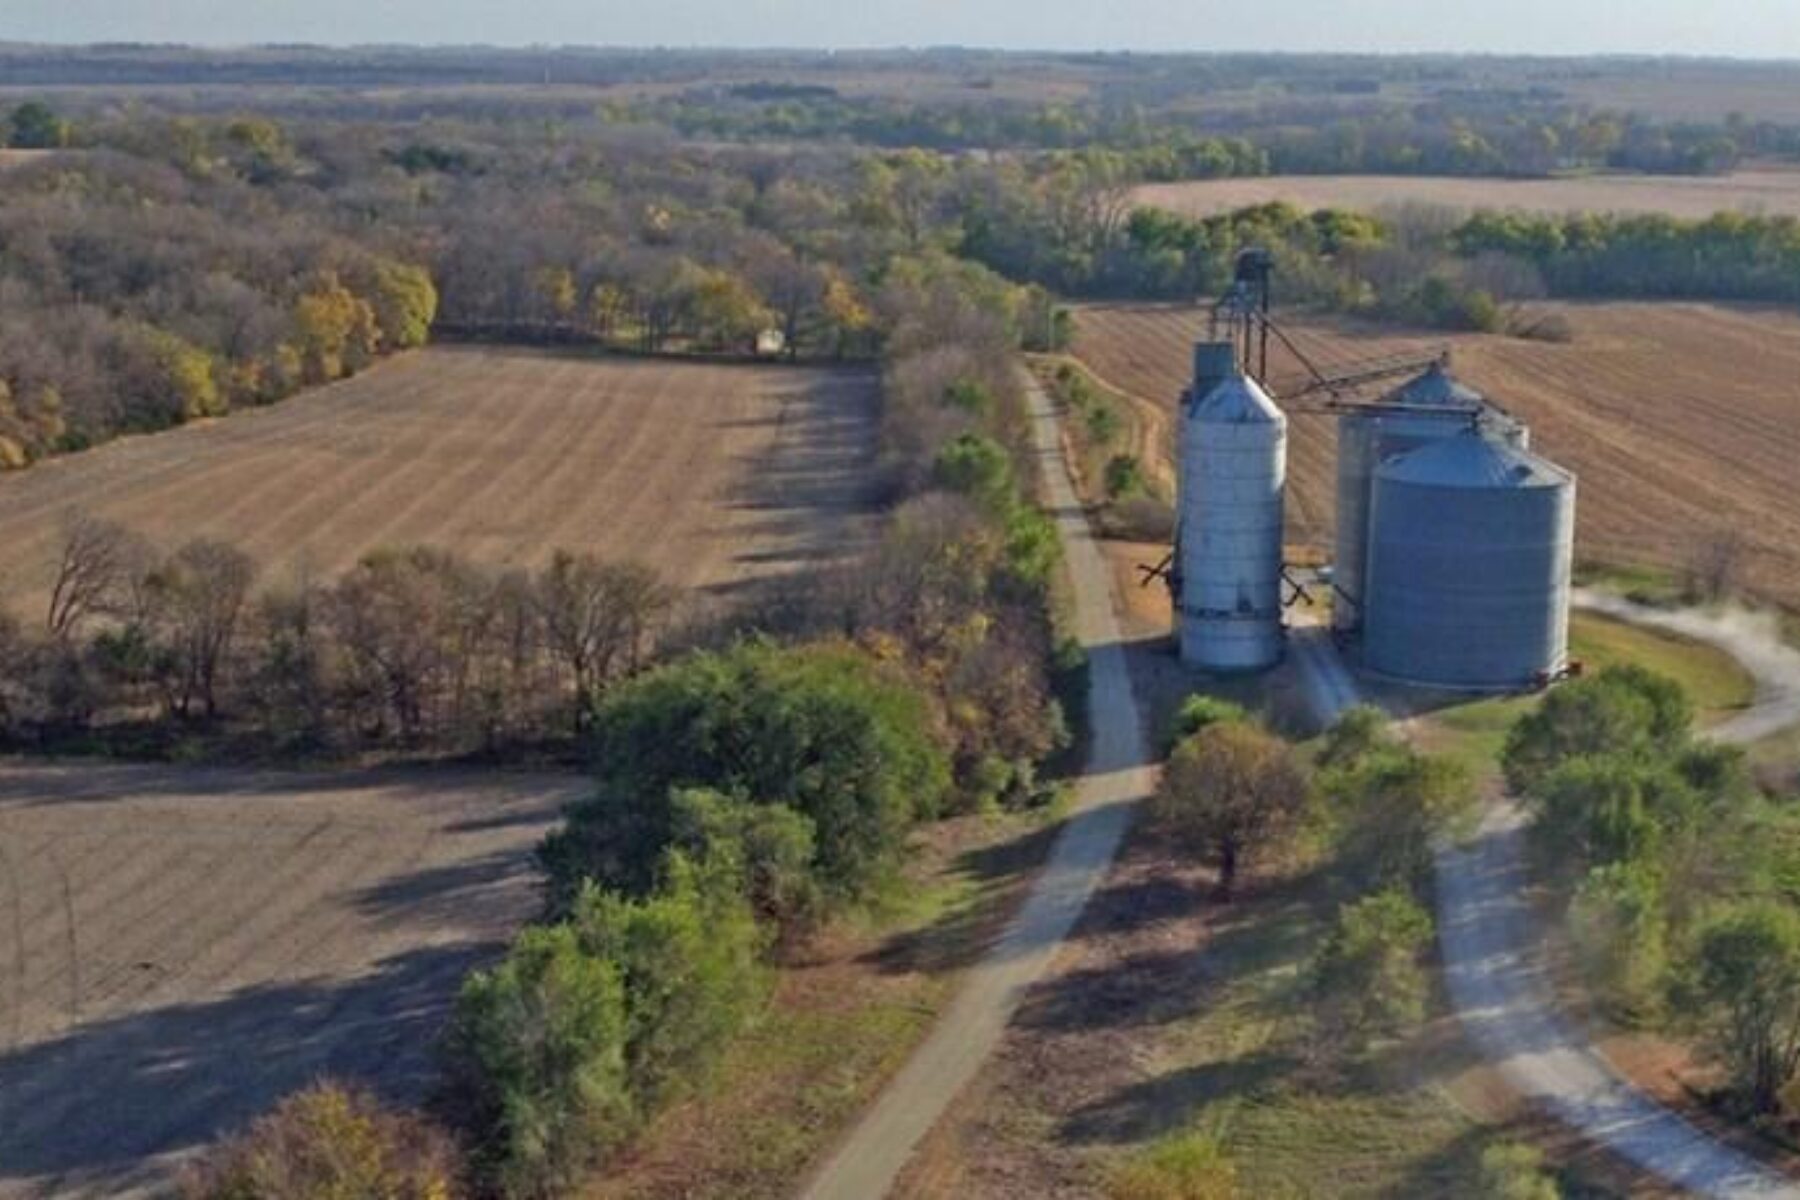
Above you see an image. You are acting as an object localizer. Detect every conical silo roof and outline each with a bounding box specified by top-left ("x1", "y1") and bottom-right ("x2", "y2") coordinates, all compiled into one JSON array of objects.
[
  {"x1": 1388, "y1": 361, "x2": 1484, "y2": 408},
  {"x1": 1379, "y1": 428, "x2": 1567, "y2": 490},
  {"x1": 1192, "y1": 371, "x2": 1284, "y2": 426}
]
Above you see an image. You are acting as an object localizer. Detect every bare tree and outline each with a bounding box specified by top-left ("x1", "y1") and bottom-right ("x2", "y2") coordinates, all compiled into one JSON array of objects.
[
  {"x1": 534, "y1": 552, "x2": 671, "y2": 731},
  {"x1": 44, "y1": 512, "x2": 144, "y2": 641},
  {"x1": 1687, "y1": 530, "x2": 1747, "y2": 604},
  {"x1": 141, "y1": 539, "x2": 258, "y2": 719}
]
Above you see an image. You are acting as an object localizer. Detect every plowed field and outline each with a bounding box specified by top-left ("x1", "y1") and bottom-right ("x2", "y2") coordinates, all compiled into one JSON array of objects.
[
  {"x1": 1133, "y1": 169, "x2": 1800, "y2": 221},
  {"x1": 0, "y1": 761, "x2": 590, "y2": 1197},
  {"x1": 1072, "y1": 301, "x2": 1800, "y2": 602},
  {"x1": 0, "y1": 346, "x2": 879, "y2": 618}
]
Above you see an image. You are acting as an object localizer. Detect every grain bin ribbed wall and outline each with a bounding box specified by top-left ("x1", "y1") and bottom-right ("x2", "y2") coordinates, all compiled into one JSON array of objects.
[
  {"x1": 1331, "y1": 363, "x2": 1484, "y2": 633},
  {"x1": 1177, "y1": 342, "x2": 1287, "y2": 672},
  {"x1": 1363, "y1": 430, "x2": 1574, "y2": 690}
]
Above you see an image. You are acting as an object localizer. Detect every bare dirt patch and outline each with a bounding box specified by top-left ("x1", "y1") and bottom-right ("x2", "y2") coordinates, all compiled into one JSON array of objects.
[
  {"x1": 1072, "y1": 301, "x2": 1800, "y2": 604},
  {"x1": 0, "y1": 759, "x2": 589, "y2": 1197},
  {"x1": 0, "y1": 347, "x2": 880, "y2": 618},
  {"x1": 1134, "y1": 169, "x2": 1800, "y2": 221}
]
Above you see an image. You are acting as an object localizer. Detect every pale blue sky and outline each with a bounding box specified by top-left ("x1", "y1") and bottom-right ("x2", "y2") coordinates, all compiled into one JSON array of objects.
[{"x1": 2, "y1": 0, "x2": 1798, "y2": 58}]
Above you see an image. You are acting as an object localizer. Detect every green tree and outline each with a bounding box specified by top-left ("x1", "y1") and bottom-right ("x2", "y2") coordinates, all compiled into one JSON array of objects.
[
  {"x1": 570, "y1": 854, "x2": 769, "y2": 1109},
  {"x1": 444, "y1": 925, "x2": 633, "y2": 1197},
  {"x1": 933, "y1": 433, "x2": 1016, "y2": 516},
  {"x1": 1679, "y1": 901, "x2": 1800, "y2": 1113},
  {"x1": 1317, "y1": 704, "x2": 1397, "y2": 771},
  {"x1": 1532, "y1": 755, "x2": 1662, "y2": 872},
  {"x1": 7, "y1": 101, "x2": 68, "y2": 149},
  {"x1": 668, "y1": 788, "x2": 820, "y2": 935},
  {"x1": 1502, "y1": 666, "x2": 1692, "y2": 794},
  {"x1": 1154, "y1": 721, "x2": 1311, "y2": 899},
  {"x1": 1568, "y1": 861, "x2": 1667, "y2": 1023},
  {"x1": 1311, "y1": 888, "x2": 1435, "y2": 1051},
  {"x1": 1325, "y1": 747, "x2": 1471, "y2": 895},
  {"x1": 541, "y1": 640, "x2": 950, "y2": 907}
]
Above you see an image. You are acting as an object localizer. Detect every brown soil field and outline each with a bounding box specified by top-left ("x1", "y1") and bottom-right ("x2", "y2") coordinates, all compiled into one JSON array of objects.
[
  {"x1": 0, "y1": 346, "x2": 879, "y2": 619},
  {"x1": 1133, "y1": 168, "x2": 1800, "y2": 220},
  {"x1": 0, "y1": 760, "x2": 590, "y2": 1197},
  {"x1": 1072, "y1": 301, "x2": 1800, "y2": 604}
]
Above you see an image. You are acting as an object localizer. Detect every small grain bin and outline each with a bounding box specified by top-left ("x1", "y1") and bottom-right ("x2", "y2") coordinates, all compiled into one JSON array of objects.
[{"x1": 1362, "y1": 428, "x2": 1575, "y2": 690}]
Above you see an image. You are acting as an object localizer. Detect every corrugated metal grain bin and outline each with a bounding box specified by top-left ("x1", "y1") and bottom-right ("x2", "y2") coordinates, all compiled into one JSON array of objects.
[
  {"x1": 1332, "y1": 362, "x2": 1485, "y2": 633},
  {"x1": 1363, "y1": 428, "x2": 1574, "y2": 690},
  {"x1": 1176, "y1": 343, "x2": 1288, "y2": 672}
]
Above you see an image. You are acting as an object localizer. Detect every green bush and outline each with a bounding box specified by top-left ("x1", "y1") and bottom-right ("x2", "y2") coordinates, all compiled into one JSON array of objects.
[
  {"x1": 1107, "y1": 1129, "x2": 1240, "y2": 1200},
  {"x1": 1310, "y1": 888, "x2": 1435, "y2": 1051},
  {"x1": 444, "y1": 925, "x2": 633, "y2": 1197},
  {"x1": 1324, "y1": 747, "x2": 1471, "y2": 896},
  {"x1": 668, "y1": 787, "x2": 821, "y2": 935},
  {"x1": 1477, "y1": 1142, "x2": 1561, "y2": 1200},
  {"x1": 1104, "y1": 454, "x2": 1145, "y2": 499},
  {"x1": 571, "y1": 854, "x2": 770, "y2": 1110},
  {"x1": 1569, "y1": 861, "x2": 1667, "y2": 1023},
  {"x1": 932, "y1": 432, "x2": 1016, "y2": 516},
  {"x1": 1166, "y1": 694, "x2": 1248, "y2": 750},
  {"x1": 1677, "y1": 900, "x2": 1800, "y2": 1113}
]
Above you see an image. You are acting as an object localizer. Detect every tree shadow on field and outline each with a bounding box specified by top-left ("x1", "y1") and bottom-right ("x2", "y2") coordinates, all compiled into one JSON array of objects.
[
  {"x1": 0, "y1": 943, "x2": 494, "y2": 1194},
  {"x1": 1058, "y1": 1050, "x2": 1300, "y2": 1146},
  {"x1": 860, "y1": 817, "x2": 1064, "y2": 978},
  {"x1": 352, "y1": 847, "x2": 543, "y2": 936}
]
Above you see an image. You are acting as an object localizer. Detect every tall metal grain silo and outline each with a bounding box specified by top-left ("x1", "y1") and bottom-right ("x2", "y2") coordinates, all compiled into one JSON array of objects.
[
  {"x1": 1331, "y1": 362, "x2": 1485, "y2": 634},
  {"x1": 1176, "y1": 342, "x2": 1288, "y2": 671},
  {"x1": 1362, "y1": 428, "x2": 1575, "y2": 690}
]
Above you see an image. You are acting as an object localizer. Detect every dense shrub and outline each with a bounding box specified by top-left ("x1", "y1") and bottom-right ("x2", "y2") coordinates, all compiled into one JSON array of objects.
[
  {"x1": 1310, "y1": 888, "x2": 1435, "y2": 1052},
  {"x1": 180, "y1": 1082, "x2": 463, "y2": 1200},
  {"x1": 540, "y1": 639, "x2": 951, "y2": 908},
  {"x1": 569, "y1": 853, "x2": 769, "y2": 1109},
  {"x1": 443, "y1": 925, "x2": 633, "y2": 1197}
]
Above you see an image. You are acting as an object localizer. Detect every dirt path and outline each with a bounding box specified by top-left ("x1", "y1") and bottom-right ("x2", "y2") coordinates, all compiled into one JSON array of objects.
[
  {"x1": 0, "y1": 760, "x2": 589, "y2": 1198},
  {"x1": 795, "y1": 371, "x2": 1157, "y2": 1200},
  {"x1": 1572, "y1": 590, "x2": 1800, "y2": 745},
  {"x1": 1288, "y1": 613, "x2": 1800, "y2": 1198}
]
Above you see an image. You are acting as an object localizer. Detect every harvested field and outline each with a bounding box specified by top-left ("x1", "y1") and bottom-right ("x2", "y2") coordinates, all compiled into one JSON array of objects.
[
  {"x1": 1133, "y1": 168, "x2": 1800, "y2": 221},
  {"x1": 1072, "y1": 301, "x2": 1800, "y2": 603},
  {"x1": 0, "y1": 346, "x2": 879, "y2": 618},
  {"x1": 0, "y1": 760, "x2": 590, "y2": 1197}
]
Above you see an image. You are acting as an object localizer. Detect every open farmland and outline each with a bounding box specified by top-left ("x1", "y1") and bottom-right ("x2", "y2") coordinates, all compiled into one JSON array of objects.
[
  {"x1": 1072, "y1": 301, "x2": 1800, "y2": 603},
  {"x1": 0, "y1": 761, "x2": 590, "y2": 1197},
  {"x1": 0, "y1": 346, "x2": 879, "y2": 618},
  {"x1": 1133, "y1": 168, "x2": 1800, "y2": 221}
]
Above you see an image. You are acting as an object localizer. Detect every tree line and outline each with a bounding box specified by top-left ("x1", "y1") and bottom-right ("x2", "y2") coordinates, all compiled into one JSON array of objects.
[{"x1": 0, "y1": 518, "x2": 673, "y2": 756}]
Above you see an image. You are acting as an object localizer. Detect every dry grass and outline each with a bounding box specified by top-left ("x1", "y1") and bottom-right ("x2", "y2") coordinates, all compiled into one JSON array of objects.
[
  {"x1": 1072, "y1": 301, "x2": 1800, "y2": 604},
  {"x1": 1134, "y1": 169, "x2": 1800, "y2": 221},
  {"x1": 0, "y1": 346, "x2": 879, "y2": 618},
  {"x1": 0, "y1": 759, "x2": 590, "y2": 1198}
]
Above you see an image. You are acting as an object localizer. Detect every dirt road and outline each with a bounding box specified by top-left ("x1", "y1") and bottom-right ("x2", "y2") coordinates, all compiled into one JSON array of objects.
[
  {"x1": 1288, "y1": 610, "x2": 1800, "y2": 1198},
  {"x1": 0, "y1": 761, "x2": 589, "y2": 1197},
  {"x1": 796, "y1": 373, "x2": 1157, "y2": 1200}
]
